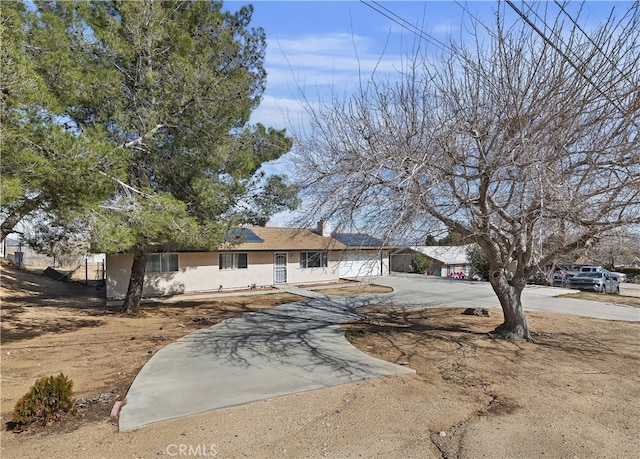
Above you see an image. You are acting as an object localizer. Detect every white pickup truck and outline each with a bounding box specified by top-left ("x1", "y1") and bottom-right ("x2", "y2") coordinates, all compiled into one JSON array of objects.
[
  {"x1": 578, "y1": 265, "x2": 627, "y2": 283},
  {"x1": 568, "y1": 267, "x2": 620, "y2": 294}
]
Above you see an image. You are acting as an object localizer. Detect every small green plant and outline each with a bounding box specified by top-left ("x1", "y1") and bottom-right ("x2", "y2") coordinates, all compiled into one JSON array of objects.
[
  {"x1": 12, "y1": 374, "x2": 75, "y2": 427},
  {"x1": 466, "y1": 244, "x2": 490, "y2": 280},
  {"x1": 345, "y1": 329, "x2": 365, "y2": 341},
  {"x1": 411, "y1": 253, "x2": 433, "y2": 274}
]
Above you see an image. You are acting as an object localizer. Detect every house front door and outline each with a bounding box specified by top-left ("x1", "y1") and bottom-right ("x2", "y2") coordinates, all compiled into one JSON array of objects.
[{"x1": 274, "y1": 252, "x2": 287, "y2": 284}]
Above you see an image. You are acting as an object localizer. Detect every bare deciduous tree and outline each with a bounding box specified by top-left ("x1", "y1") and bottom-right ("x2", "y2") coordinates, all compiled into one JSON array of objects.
[{"x1": 293, "y1": 2, "x2": 640, "y2": 341}]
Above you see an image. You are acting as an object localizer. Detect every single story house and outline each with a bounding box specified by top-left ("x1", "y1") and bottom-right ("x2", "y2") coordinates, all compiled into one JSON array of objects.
[
  {"x1": 391, "y1": 244, "x2": 473, "y2": 277},
  {"x1": 105, "y1": 223, "x2": 390, "y2": 300}
]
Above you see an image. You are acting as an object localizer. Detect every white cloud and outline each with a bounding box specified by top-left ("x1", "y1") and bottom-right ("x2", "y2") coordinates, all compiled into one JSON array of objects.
[
  {"x1": 250, "y1": 95, "x2": 307, "y2": 131},
  {"x1": 264, "y1": 32, "x2": 404, "y2": 95},
  {"x1": 430, "y1": 21, "x2": 457, "y2": 36},
  {"x1": 273, "y1": 33, "x2": 373, "y2": 55},
  {"x1": 256, "y1": 29, "x2": 406, "y2": 135}
]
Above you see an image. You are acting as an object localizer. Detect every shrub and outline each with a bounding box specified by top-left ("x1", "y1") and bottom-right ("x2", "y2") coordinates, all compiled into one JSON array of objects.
[
  {"x1": 466, "y1": 244, "x2": 490, "y2": 280},
  {"x1": 12, "y1": 374, "x2": 75, "y2": 427},
  {"x1": 411, "y1": 253, "x2": 433, "y2": 274}
]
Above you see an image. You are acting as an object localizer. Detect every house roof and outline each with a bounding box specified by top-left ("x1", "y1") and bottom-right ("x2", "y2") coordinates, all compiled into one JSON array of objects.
[
  {"x1": 409, "y1": 244, "x2": 472, "y2": 265},
  {"x1": 225, "y1": 228, "x2": 265, "y2": 244},
  {"x1": 225, "y1": 227, "x2": 348, "y2": 252},
  {"x1": 145, "y1": 227, "x2": 383, "y2": 253}
]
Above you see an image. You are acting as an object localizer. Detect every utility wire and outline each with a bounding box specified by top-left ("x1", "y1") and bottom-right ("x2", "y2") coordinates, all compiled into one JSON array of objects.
[
  {"x1": 453, "y1": 0, "x2": 492, "y2": 31},
  {"x1": 553, "y1": 0, "x2": 635, "y2": 86},
  {"x1": 360, "y1": 0, "x2": 633, "y2": 117},
  {"x1": 521, "y1": 0, "x2": 630, "y2": 87},
  {"x1": 505, "y1": 0, "x2": 626, "y2": 114},
  {"x1": 519, "y1": 1, "x2": 605, "y2": 80},
  {"x1": 359, "y1": 0, "x2": 452, "y2": 53}
]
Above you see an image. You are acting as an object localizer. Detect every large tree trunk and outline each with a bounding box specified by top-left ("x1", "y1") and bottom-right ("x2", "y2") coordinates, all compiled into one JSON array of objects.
[
  {"x1": 121, "y1": 249, "x2": 147, "y2": 314},
  {"x1": 488, "y1": 270, "x2": 533, "y2": 342}
]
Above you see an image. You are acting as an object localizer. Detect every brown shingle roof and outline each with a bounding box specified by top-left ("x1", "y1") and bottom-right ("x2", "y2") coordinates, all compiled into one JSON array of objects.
[{"x1": 225, "y1": 227, "x2": 347, "y2": 252}]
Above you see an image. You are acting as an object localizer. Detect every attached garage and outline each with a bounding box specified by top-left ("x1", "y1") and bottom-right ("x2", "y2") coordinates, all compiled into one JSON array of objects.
[
  {"x1": 332, "y1": 233, "x2": 393, "y2": 280},
  {"x1": 340, "y1": 252, "x2": 383, "y2": 279}
]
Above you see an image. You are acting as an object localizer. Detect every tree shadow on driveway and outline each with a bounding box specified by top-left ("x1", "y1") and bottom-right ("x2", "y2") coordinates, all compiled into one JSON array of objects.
[{"x1": 178, "y1": 294, "x2": 412, "y2": 378}]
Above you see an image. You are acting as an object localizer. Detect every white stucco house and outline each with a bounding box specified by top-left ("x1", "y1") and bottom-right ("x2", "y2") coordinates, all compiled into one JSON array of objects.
[{"x1": 104, "y1": 223, "x2": 392, "y2": 300}]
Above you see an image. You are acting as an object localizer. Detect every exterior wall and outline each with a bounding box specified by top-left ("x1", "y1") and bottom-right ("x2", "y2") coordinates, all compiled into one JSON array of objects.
[
  {"x1": 389, "y1": 253, "x2": 470, "y2": 277},
  {"x1": 282, "y1": 251, "x2": 341, "y2": 285},
  {"x1": 441, "y1": 264, "x2": 471, "y2": 277},
  {"x1": 106, "y1": 254, "x2": 138, "y2": 299},
  {"x1": 382, "y1": 251, "x2": 390, "y2": 276},
  {"x1": 106, "y1": 250, "x2": 342, "y2": 300}
]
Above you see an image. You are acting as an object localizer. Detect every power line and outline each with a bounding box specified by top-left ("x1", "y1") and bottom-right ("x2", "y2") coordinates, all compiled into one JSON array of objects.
[
  {"x1": 520, "y1": 0, "x2": 629, "y2": 86},
  {"x1": 552, "y1": 0, "x2": 635, "y2": 86},
  {"x1": 453, "y1": 0, "x2": 493, "y2": 31},
  {"x1": 505, "y1": 0, "x2": 627, "y2": 114},
  {"x1": 361, "y1": 0, "x2": 634, "y2": 117},
  {"x1": 359, "y1": 0, "x2": 452, "y2": 54}
]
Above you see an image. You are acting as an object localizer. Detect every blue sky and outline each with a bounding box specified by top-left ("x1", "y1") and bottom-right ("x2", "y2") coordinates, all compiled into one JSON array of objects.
[
  {"x1": 241, "y1": 0, "x2": 490, "y2": 130},
  {"x1": 247, "y1": 0, "x2": 457, "y2": 130},
  {"x1": 223, "y1": 1, "x2": 631, "y2": 225},
  {"x1": 228, "y1": 1, "x2": 626, "y2": 131}
]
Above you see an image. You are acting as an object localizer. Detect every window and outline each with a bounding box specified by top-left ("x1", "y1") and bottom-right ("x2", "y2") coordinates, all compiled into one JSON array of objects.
[
  {"x1": 300, "y1": 251, "x2": 328, "y2": 268},
  {"x1": 219, "y1": 252, "x2": 248, "y2": 270},
  {"x1": 146, "y1": 253, "x2": 179, "y2": 273}
]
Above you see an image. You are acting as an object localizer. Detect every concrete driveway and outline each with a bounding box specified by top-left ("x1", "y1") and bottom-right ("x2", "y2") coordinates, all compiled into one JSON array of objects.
[
  {"x1": 119, "y1": 275, "x2": 638, "y2": 431},
  {"x1": 374, "y1": 275, "x2": 639, "y2": 321}
]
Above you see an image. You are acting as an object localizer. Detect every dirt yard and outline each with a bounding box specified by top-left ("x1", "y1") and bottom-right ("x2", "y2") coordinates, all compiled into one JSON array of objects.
[{"x1": 1, "y1": 261, "x2": 639, "y2": 458}]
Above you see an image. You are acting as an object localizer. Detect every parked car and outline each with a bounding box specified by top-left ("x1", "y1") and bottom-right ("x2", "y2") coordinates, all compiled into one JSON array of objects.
[
  {"x1": 567, "y1": 271, "x2": 620, "y2": 294},
  {"x1": 552, "y1": 269, "x2": 576, "y2": 287},
  {"x1": 552, "y1": 272, "x2": 565, "y2": 287},
  {"x1": 609, "y1": 272, "x2": 627, "y2": 283}
]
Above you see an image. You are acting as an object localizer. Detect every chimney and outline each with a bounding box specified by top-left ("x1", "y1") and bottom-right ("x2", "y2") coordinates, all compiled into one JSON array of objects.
[{"x1": 317, "y1": 220, "x2": 332, "y2": 238}]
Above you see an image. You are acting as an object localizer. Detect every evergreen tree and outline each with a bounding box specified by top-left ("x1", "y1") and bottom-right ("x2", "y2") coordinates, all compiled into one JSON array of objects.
[
  {"x1": 1, "y1": 1, "x2": 123, "y2": 241},
  {"x1": 466, "y1": 244, "x2": 490, "y2": 281},
  {"x1": 4, "y1": 1, "x2": 296, "y2": 312},
  {"x1": 425, "y1": 235, "x2": 438, "y2": 246}
]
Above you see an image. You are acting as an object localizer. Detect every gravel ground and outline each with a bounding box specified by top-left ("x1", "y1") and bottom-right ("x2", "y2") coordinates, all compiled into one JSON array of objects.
[{"x1": 2, "y1": 262, "x2": 639, "y2": 458}]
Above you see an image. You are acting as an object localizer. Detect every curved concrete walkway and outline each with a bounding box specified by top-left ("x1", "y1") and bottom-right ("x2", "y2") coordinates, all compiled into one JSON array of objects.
[
  {"x1": 119, "y1": 276, "x2": 638, "y2": 431},
  {"x1": 118, "y1": 289, "x2": 414, "y2": 431}
]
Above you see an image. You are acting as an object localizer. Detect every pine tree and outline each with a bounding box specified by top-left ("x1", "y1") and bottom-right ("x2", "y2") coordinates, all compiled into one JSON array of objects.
[
  {"x1": 1, "y1": 1, "x2": 123, "y2": 241},
  {"x1": 3, "y1": 1, "x2": 296, "y2": 312}
]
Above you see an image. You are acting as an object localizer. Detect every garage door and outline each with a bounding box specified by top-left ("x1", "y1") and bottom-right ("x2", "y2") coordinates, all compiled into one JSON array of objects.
[{"x1": 340, "y1": 254, "x2": 382, "y2": 279}]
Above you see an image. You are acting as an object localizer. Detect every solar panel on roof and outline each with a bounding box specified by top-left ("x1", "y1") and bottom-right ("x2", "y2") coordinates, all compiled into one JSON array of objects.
[
  {"x1": 333, "y1": 233, "x2": 383, "y2": 247},
  {"x1": 225, "y1": 228, "x2": 264, "y2": 243}
]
